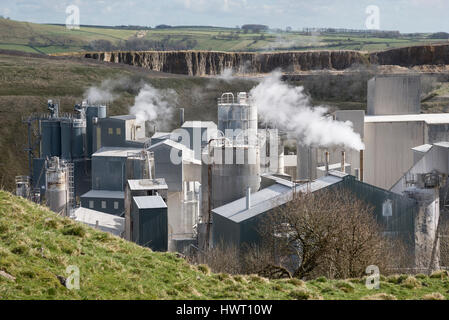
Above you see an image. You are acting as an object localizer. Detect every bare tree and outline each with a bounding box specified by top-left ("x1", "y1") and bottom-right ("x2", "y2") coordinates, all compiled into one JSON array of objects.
[{"x1": 259, "y1": 188, "x2": 408, "y2": 280}]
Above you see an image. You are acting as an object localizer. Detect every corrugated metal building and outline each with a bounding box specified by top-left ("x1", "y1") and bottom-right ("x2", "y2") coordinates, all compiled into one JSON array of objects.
[
  {"x1": 131, "y1": 196, "x2": 168, "y2": 251},
  {"x1": 212, "y1": 171, "x2": 417, "y2": 250},
  {"x1": 80, "y1": 190, "x2": 125, "y2": 216},
  {"x1": 92, "y1": 115, "x2": 150, "y2": 152}
]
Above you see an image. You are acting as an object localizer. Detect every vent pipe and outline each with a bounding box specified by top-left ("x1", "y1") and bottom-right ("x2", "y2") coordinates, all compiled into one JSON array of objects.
[
  {"x1": 341, "y1": 151, "x2": 346, "y2": 173},
  {"x1": 359, "y1": 150, "x2": 364, "y2": 182},
  {"x1": 179, "y1": 108, "x2": 185, "y2": 127},
  {"x1": 246, "y1": 187, "x2": 251, "y2": 210},
  {"x1": 325, "y1": 151, "x2": 330, "y2": 175}
]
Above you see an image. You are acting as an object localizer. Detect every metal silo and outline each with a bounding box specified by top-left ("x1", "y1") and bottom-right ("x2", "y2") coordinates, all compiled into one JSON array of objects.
[
  {"x1": 45, "y1": 157, "x2": 69, "y2": 216},
  {"x1": 60, "y1": 119, "x2": 72, "y2": 160},
  {"x1": 40, "y1": 119, "x2": 61, "y2": 158},
  {"x1": 217, "y1": 92, "x2": 258, "y2": 145},
  {"x1": 210, "y1": 143, "x2": 260, "y2": 209},
  {"x1": 85, "y1": 103, "x2": 107, "y2": 157}
]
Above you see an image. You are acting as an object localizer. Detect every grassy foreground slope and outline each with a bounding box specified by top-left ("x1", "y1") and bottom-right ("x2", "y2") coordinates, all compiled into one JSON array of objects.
[{"x1": 1, "y1": 190, "x2": 449, "y2": 300}]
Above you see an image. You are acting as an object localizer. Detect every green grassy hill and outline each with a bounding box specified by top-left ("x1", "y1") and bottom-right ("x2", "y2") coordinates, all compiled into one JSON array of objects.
[
  {"x1": 1, "y1": 18, "x2": 448, "y2": 54},
  {"x1": 1, "y1": 190, "x2": 449, "y2": 300}
]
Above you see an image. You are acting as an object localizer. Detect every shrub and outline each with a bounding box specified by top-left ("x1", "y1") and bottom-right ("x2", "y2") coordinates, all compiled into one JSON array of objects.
[
  {"x1": 430, "y1": 270, "x2": 449, "y2": 279},
  {"x1": 197, "y1": 264, "x2": 210, "y2": 275},
  {"x1": 422, "y1": 292, "x2": 446, "y2": 300},
  {"x1": 289, "y1": 288, "x2": 312, "y2": 300},
  {"x1": 335, "y1": 280, "x2": 355, "y2": 293},
  {"x1": 362, "y1": 293, "x2": 397, "y2": 300},
  {"x1": 401, "y1": 276, "x2": 421, "y2": 289},
  {"x1": 61, "y1": 225, "x2": 86, "y2": 237}
]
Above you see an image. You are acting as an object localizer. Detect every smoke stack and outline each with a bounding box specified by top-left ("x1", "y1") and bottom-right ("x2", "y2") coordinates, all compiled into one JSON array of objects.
[
  {"x1": 341, "y1": 151, "x2": 346, "y2": 173},
  {"x1": 179, "y1": 108, "x2": 185, "y2": 127},
  {"x1": 325, "y1": 151, "x2": 330, "y2": 175},
  {"x1": 246, "y1": 187, "x2": 251, "y2": 210},
  {"x1": 359, "y1": 150, "x2": 364, "y2": 182}
]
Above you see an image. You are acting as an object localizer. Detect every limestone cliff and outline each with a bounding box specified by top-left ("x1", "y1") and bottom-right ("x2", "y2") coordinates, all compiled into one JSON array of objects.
[
  {"x1": 369, "y1": 44, "x2": 449, "y2": 67},
  {"x1": 79, "y1": 44, "x2": 449, "y2": 76},
  {"x1": 83, "y1": 50, "x2": 366, "y2": 76}
]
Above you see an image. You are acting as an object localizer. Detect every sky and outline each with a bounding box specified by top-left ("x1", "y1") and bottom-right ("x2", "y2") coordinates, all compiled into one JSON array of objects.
[{"x1": 1, "y1": 0, "x2": 448, "y2": 33}]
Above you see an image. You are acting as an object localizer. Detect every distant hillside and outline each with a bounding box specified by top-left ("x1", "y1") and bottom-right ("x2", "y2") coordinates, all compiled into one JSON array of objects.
[
  {"x1": 1, "y1": 190, "x2": 449, "y2": 300},
  {"x1": 1, "y1": 18, "x2": 448, "y2": 54}
]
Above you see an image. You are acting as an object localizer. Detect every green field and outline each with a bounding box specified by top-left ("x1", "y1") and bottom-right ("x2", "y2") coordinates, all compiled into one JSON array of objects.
[
  {"x1": 0, "y1": 190, "x2": 448, "y2": 300},
  {"x1": 1, "y1": 18, "x2": 448, "y2": 54}
]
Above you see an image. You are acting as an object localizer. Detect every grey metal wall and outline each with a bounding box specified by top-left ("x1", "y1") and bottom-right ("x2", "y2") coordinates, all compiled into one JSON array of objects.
[
  {"x1": 364, "y1": 121, "x2": 425, "y2": 190},
  {"x1": 92, "y1": 156, "x2": 126, "y2": 191},
  {"x1": 150, "y1": 143, "x2": 183, "y2": 192},
  {"x1": 131, "y1": 199, "x2": 168, "y2": 251},
  {"x1": 367, "y1": 75, "x2": 421, "y2": 115},
  {"x1": 80, "y1": 196, "x2": 124, "y2": 216},
  {"x1": 210, "y1": 145, "x2": 260, "y2": 209}
]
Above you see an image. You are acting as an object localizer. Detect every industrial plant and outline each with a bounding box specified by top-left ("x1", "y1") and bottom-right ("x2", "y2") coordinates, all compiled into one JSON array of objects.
[{"x1": 14, "y1": 74, "x2": 449, "y2": 273}]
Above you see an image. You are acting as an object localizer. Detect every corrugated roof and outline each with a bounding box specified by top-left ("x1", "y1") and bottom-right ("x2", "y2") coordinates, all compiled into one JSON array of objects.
[
  {"x1": 212, "y1": 173, "x2": 343, "y2": 223},
  {"x1": 128, "y1": 179, "x2": 168, "y2": 191},
  {"x1": 412, "y1": 144, "x2": 433, "y2": 153},
  {"x1": 433, "y1": 141, "x2": 449, "y2": 149},
  {"x1": 133, "y1": 196, "x2": 167, "y2": 209},
  {"x1": 81, "y1": 190, "x2": 124, "y2": 199},
  {"x1": 74, "y1": 207, "x2": 125, "y2": 236},
  {"x1": 93, "y1": 147, "x2": 143, "y2": 158},
  {"x1": 365, "y1": 113, "x2": 449, "y2": 124},
  {"x1": 109, "y1": 115, "x2": 136, "y2": 120},
  {"x1": 182, "y1": 121, "x2": 217, "y2": 129},
  {"x1": 151, "y1": 132, "x2": 171, "y2": 139},
  {"x1": 148, "y1": 139, "x2": 200, "y2": 165}
]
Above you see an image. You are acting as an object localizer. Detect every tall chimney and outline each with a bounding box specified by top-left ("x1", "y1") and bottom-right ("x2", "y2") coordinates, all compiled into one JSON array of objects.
[
  {"x1": 341, "y1": 151, "x2": 346, "y2": 173},
  {"x1": 179, "y1": 108, "x2": 185, "y2": 127},
  {"x1": 325, "y1": 151, "x2": 330, "y2": 175},
  {"x1": 246, "y1": 187, "x2": 251, "y2": 210},
  {"x1": 359, "y1": 150, "x2": 364, "y2": 182}
]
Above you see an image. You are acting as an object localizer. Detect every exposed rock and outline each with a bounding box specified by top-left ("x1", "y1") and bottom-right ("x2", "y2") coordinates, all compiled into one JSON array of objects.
[
  {"x1": 78, "y1": 44, "x2": 449, "y2": 76},
  {"x1": 82, "y1": 50, "x2": 366, "y2": 76},
  {"x1": 0, "y1": 270, "x2": 16, "y2": 281}
]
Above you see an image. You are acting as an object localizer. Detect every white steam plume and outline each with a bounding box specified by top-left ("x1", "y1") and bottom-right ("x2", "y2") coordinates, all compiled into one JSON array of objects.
[
  {"x1": 129, "y1": 84, "x2": 177, "y2": 130},
  {"x1": 83, "y1": 78, "x2": 132, "y2": 103},
  {"x1": 249, "y1": 72, "x2": 364, "y2": 150}
]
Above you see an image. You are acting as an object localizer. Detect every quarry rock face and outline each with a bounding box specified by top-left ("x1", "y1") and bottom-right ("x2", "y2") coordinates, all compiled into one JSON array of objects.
[
  {"x1": 84, "y1": 50, "x2": 366, "y2": 76},
  {"x1": 369, "y1": 44, "x2": 449, "y2": 67},
  {"x1": 82, "y1": 44, "x2": 449, "y2": 76}
]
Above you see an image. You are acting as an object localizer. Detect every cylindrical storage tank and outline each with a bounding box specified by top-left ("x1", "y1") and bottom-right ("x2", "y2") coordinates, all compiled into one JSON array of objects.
[
  {"x1": 71, "y1": 118, "x2": 86, "y2": 159},
  {"x1": 210, "y1": 145, "x2": 260, "y2": 209},
  {"x1": 40, "y1": 119, "x2": 61, "y2": 158},
  {"x1": 60, "y1": 119, "x2": 72, "y2": 160},
  {"x1": 217, "y1": 92, "x2": 257, "y2": 145},
  {"x1": 45, "y1": 157, "x2": 68, "y2": 216},
  {"x1": 85, "y1": 105, "x2": 106, "y2": 157}
]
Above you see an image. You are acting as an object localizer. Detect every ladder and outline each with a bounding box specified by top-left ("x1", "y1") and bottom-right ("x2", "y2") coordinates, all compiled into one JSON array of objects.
[{"x1": 67, "y1": 162, "x2": 75, "y2": 217}]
